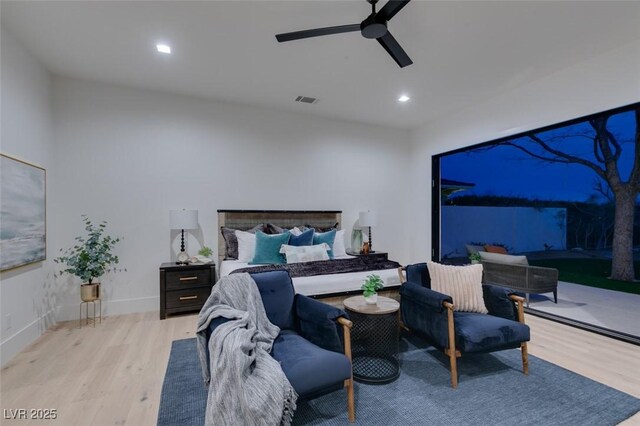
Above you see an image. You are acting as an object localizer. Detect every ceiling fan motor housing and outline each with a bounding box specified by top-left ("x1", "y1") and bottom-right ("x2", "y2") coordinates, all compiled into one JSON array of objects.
[{"x1": 361, "y1": 14, "x2": 388, "y2": 39}]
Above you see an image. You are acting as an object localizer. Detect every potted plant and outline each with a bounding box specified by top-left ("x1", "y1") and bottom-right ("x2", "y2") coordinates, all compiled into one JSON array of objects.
[
  {"x1": 55, "y1": 215, "x2": 123, "y2": 302},
  {"x1": 362, "y1": 274, "x2": 384, "y2": 304},
  {"x1": 198, "y1": 246, "x2": 213, "y2": 257},
  {"x1": 191, "y1": 246, "x2": 214, "y2": 264},
  {"x1": 469, "y1": 252, "x2": 482, "y2": 264}
]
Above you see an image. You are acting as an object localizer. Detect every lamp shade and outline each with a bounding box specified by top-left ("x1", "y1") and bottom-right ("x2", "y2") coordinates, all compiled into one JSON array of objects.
[
  {"x1": 170, "y1": 209, "x2": 199, "y2": 230},
  {"x1": 359, "y1": 211, "x2": 376, "y2": 227}
]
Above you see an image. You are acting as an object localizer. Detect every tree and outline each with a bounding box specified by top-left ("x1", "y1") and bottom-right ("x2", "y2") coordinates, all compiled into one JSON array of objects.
[{"x1": 500, "y1": 107, "x2": 639, "y2": 281}]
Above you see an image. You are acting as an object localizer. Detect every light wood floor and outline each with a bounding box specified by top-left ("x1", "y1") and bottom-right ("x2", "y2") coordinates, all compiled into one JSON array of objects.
[{"x1": 1, "y1": 311, "x2": 639, "y2": 425}]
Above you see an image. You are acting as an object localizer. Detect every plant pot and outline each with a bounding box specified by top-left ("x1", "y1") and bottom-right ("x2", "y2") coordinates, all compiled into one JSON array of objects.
[
  {"x1": 471, "y1": 260, "x2": 479, "y2": 264},
  {"x1": 364, "y1": 293, "x2": 378, "y2": 305},
  {"x1": 80, "y1": 283, "x2": 100, "y2": 302}
]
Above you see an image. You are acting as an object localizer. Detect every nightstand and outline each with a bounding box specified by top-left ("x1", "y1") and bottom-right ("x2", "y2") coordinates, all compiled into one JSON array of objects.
[
  {"x1": 346, "y1": 250, "x2": 388, "y2": 261},
  {"x1": 159, "y1": 262, "x2": 216, "y2": 320}
]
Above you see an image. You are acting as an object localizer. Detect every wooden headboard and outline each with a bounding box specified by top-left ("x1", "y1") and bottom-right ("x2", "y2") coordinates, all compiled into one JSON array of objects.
[{"x1": 217, "y1": 209, "x2": 342, "y2": 265}]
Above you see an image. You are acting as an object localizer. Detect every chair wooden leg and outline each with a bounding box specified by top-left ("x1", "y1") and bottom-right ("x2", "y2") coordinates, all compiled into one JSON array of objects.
[
  {"x1": 449, "y1": 349, "x2": 458, "y2": 389},
  {"x1": 509, "y1": 294, "x2": 529, "y2": 376},
  {"x1": 346, "y1": 377, "x2": 355, "y2": 422},
  {"x1": 521, "y1": 342, "x2": 529, "y2": 375},
  {"x1": 444, "y1": 301, "x2": 458, "y2": 389},
  {"x1": 338, "y1": 317, "x2": 355, "y2": 422}
]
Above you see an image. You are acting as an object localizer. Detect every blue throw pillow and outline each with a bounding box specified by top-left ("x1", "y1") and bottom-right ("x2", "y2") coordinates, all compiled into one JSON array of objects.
[
  {"x1": 251, "y1": 231, "x2": 291, "y2": 264},
  {"x1": 289, "y1": 228, "x2": 314, "y2": 247},
  {"x1": 312, "y1": 229, "x2": 337, "y2": 259}
]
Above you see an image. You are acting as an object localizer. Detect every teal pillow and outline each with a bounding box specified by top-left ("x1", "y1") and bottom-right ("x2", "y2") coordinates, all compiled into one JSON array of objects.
[
  {"x1": 312, "y1": 229, "x2": 337, "y2": 259},
  {"x1": 250, "y1": 231, "x2": 291, "y2": 264}
]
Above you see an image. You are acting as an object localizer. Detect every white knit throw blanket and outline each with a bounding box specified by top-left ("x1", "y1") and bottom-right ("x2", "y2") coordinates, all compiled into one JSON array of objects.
[{"x1": 196, "y1": 273, "x2": 298, "y2": 426}]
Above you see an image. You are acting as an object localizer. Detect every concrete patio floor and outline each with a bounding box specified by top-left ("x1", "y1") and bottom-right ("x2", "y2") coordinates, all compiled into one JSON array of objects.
[{"x1": 527, "y1": 281, "x2": 640, "y2": 338}]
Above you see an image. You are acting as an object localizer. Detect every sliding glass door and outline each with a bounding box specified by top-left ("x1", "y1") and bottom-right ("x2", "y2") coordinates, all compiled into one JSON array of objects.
[{"x1": 431, "y1": 103, "x2": 640, "y2": 343}]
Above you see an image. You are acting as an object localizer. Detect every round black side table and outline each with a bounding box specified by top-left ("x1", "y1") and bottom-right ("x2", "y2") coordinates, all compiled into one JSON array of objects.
[{"x1": 343, "y1": 295, "x2": 400, "y2": 384}]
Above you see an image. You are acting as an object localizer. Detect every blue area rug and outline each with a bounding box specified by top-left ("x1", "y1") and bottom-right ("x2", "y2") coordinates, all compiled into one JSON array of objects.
[{"x1": 158, "y1": 336, "x2": 640, "y2": 425}]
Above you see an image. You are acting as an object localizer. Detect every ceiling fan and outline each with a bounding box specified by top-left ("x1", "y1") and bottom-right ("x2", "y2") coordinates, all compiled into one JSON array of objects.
[{"x1": 275, "y1": 0, "x2": 413, "y2": 68}]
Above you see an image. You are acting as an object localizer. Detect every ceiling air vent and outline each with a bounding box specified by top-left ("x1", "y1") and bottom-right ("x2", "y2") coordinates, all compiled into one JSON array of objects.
[{"x1": 295, "y1": 96, "x2": 319, "y2": 105}]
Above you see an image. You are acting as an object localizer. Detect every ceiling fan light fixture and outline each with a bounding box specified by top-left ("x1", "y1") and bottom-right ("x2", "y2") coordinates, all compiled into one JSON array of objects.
[{"x1": 398, "y1": 94, "x2": 410, "y2": 103}]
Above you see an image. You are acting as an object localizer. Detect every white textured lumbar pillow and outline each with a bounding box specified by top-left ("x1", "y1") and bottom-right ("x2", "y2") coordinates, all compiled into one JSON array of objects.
[
  {"x1": 280, "y1": 243, "x2": 330, "y2": 264},
  {"x1": 427, "y1": 261, "x2": 487, "y2": 314}
]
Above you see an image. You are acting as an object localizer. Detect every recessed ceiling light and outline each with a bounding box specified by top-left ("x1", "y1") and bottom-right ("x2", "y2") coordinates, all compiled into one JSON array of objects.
[
  {"x1": 156, "y1": 44, "x2": 171, "y2": 54},
  {"x1": 398, "y1": 94, "x2": 410, "y2": 103}
]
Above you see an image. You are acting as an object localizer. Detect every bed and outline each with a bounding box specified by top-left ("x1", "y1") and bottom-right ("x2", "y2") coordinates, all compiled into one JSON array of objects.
[{"x1": 217, "y1": 209, "x2": 401, "y2": 297}]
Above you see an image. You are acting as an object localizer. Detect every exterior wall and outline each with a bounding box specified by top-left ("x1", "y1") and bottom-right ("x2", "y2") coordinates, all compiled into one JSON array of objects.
[{"x1": 441, "y1": 206, "x2": 566, "y2": 258}]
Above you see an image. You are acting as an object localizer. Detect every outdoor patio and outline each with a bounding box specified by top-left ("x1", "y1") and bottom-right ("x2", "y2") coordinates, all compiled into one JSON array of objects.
[{"x1": 527, "y1": 281, "x2": 640, "y2": 338}]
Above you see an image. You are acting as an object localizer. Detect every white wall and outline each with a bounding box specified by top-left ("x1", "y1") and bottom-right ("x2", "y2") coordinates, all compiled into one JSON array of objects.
[
  {"x1": 409, "y1": 40, "x2": 640, "y2": 261},
  {"x1": 0, "y1": 30, "x2": 56, "y2": 365},
  {"x1": 51, "y1": 77, "x2": 412, "y2": 320}
]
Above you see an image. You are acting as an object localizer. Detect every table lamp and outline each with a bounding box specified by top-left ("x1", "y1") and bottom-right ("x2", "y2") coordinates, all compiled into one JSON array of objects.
[
  {"x1": 170, "y1": 209, "x2": 199, "y2": 264},
  {"x1": 359, "y1": 211, "x2": 377, "y2": 253}
]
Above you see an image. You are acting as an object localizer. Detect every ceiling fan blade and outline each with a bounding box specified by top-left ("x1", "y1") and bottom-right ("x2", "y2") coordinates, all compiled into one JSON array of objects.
[
  {"x1": 276, "y1": 24, "x2": 360, "y2": 42},
  {"x1": 376, "y1": 0, "x2": 411, "y2": 22},
  {"x1": 377, "y1": 31, "x2": 413, "y2": 68}
]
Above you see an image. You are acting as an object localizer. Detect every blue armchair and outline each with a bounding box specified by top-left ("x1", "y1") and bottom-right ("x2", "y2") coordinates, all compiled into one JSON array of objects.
[
  {"x1": 207, "y1": 270, "x2": 355, "y2": 422},
  {"x1": 398, "y1": 263, "x2": 530, "y2": 388}
]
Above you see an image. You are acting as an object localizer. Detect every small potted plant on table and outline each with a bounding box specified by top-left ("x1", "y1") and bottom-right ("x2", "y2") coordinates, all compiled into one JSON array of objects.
[
  {"x1": 55, "y1": 215, "x2": 123, "y2": 302},
  {"x1": 362, "y1": 274, "x2": 384, "y2": 305}
]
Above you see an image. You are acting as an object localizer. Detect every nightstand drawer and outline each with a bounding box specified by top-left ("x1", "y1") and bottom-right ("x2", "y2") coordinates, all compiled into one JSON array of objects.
[
  {"x1": 165, "y1": 287, "x2": 212, "y2": 310},
  {"x1": 165, "y1": 269, "x2": 211, "y2": 290}
]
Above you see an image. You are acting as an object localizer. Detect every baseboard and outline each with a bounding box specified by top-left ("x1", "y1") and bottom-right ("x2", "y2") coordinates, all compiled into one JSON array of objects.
[
  {"x1": 525, "y1": 308, "x2": 640, "y2": 346},
  {"x1": 55, "y1": 295, "x2": 159, "y2": 322},
  {"x1": 1, "y1": 309, "x2": 56, "y2": 367}
]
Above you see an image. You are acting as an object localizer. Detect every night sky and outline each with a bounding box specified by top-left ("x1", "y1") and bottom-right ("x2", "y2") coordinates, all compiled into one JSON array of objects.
[{"x1": 441, "y1": 109, "x2": 637, "y2": 203}]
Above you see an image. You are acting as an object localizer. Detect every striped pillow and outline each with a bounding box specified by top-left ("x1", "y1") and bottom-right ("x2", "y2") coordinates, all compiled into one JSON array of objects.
[{"x1": 427, "y1": 261, "x2": 487, "y2": 314}]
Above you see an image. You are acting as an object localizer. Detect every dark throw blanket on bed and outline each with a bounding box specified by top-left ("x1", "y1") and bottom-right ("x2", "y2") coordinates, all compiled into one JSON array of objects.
[{"x1": 231, "y1": 256, "x2": 401, "y2": 278}]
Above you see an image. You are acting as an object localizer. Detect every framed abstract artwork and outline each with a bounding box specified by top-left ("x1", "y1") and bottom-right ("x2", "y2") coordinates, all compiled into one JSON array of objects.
[{"x1": 0, "y1": 154, "x2": 46, "y2": 271}]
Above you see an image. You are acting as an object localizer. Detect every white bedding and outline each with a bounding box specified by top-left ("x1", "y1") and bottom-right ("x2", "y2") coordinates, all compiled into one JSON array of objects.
[{"x1": 219, "y1": 257, "x2": 401, "y2": 296}]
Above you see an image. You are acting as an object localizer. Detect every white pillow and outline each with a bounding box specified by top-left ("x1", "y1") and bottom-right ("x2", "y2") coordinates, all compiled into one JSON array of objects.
[
  {"x1": 280, "y1": 243, "x2": 330, "y2": 264},
  {"x1": 289, "y1": 227, "x2": 303, "y2": 236},
  {"x1": 235, "y1": 230, "x2": 257, "y2": 263},
  {"x1": 427, "y1": 261, "x2": 488, "y2": 314},
  {"x1": 332, "y1": 229, "x2": 347, "y2": 258},
  {"x1": 479, "y1": 251, "x2": 529, "y2": 266}
]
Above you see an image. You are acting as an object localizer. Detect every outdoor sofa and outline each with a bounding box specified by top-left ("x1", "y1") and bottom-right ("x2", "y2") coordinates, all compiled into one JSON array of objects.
[{"x1": 479, "y1": 251, "x2": 559, "y2": 306}]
